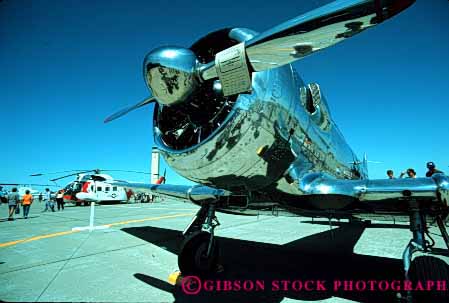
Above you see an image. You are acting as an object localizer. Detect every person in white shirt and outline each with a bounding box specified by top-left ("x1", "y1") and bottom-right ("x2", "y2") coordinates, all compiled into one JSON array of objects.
[{"x1": 42, "y1": 188, "x2": 55, "y2": 212}]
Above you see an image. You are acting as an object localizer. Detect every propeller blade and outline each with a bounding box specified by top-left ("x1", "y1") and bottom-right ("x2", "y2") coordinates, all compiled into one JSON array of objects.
[
  {"x1": 104, "y1": 96, "x2": 155, "y2": 123},
  {"x1": 201, "y1": 0, "x2": 415, "y2": 80}
]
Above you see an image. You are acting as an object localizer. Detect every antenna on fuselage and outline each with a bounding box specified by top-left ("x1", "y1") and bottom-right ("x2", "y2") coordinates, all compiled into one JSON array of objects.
[{"x1": 362, "y1": 153, "x2": 383, "y2": 178}]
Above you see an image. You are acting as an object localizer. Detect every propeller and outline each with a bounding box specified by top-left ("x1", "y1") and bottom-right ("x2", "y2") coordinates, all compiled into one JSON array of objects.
[
  {"x1": 200, "y1": 0, "x2": 415, "y2": 77},
  {"x1": 104, "y1": 96, "x2": 155, "y2": 123},
  {"x1": 104, "y1": 0, "x2": 415, "y2": 123}
]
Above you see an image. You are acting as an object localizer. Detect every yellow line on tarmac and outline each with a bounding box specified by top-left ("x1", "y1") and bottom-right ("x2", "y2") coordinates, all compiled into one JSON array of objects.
[
  {"x1": 0, "y1": 213, "x2": 193, "y2": 248},
  {"x1": 104, "y1": 213, "x2": 193, "y2": 227},
  {"x1": 0, "y1": 230, "x2": 78, "y2": 248}
]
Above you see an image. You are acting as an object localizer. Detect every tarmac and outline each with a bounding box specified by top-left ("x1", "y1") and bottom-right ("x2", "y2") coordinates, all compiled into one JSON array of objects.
[{"x1": 1, "y1": 199, "x2": 448, "y2": 303}]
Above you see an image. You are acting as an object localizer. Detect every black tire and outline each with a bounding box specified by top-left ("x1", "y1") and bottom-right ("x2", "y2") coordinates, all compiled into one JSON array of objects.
[
  {"x1": 178, "y1": 231, "x2": 219, "y2": 276},
  {"x1": 408, "y1": 255, "x2": 449, "y2": 302}
]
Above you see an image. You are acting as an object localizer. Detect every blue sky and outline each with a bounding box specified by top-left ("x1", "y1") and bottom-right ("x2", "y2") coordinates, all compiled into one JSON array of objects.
[{"x1": 1, "y1": 0, "x2": 448, "y2": 189}]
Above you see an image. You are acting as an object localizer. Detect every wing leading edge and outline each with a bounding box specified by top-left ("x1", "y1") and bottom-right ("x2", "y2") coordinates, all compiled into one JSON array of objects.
[
  {"x1": 110, "y1": 182, "x2": 232, "y2": 203},
  {"x1": 298, "y1": 172, "x2": 449, "y2": 204},
  {"x1": 111, "y1": 174, "x2": 448, "y2": 216}
]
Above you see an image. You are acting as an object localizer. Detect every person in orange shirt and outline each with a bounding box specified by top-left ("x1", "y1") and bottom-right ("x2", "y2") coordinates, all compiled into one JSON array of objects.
[{"x1": 22, "y1": 190, "x2": 33, "y2": 219}]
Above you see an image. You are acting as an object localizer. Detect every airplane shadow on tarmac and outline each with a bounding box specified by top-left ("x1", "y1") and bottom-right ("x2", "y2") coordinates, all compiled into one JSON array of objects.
[{"x1": 122, "y1": 223, "x2": 406, "y2": 303}]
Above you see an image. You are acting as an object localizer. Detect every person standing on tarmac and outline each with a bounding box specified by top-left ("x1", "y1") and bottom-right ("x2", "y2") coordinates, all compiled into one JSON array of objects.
[
  {"x1": 7, "y1": 188, "x2": 20, "y2": 221},
  {"x1": 425, "y1": 162, "x2": 444, "y2": 177},
  {"x1": 22, "y1": 190, "x2": 33, "y2": 219},
  {"x1": 56, "y1": 190, "x2": 64, "y2": 211},
  {"x1": 42, "y1": 188, "x2": 54, "y2": 212}
]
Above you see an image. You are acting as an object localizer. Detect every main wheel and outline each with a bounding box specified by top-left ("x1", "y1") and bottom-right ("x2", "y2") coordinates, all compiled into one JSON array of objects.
[
  {"x1": 408, "y1": 255, "x2": 449, "y2": 302},
  {"x1": 178, "y1": 231, "x2": 219, "y2": 276}
]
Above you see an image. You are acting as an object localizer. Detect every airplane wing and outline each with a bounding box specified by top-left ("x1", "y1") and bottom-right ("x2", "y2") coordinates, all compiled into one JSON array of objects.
[
  {"x1": 298, "y1": 173, "x2": 449, "y2": 203},
  {"x1": 110, "y1": 182, "x2": 232, "y2": 203},
  {"x1": 111, "y1": 173, "x2": 449, "y2": 216}
]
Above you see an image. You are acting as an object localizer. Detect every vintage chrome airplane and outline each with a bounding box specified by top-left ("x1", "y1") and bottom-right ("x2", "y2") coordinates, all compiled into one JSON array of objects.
[{"x1": 105, "y1": 0, "x2": 449, "y2": 299}]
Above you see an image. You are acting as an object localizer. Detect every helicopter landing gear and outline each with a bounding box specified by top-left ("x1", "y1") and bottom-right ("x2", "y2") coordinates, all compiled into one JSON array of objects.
[
  {"x1": 401, "y1": 209, "x2": 449, "y2": 302},
  {"x1": 178, "y1": 201, "x2": 220, "y2": 276}
]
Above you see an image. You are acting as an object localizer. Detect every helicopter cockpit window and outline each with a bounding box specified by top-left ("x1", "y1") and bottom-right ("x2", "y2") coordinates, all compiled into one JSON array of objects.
[
  {"x1": 112, "y1": 187, "x2": 117, "y2": 191},
  {"x1": 97, "y1": 186, "x2": 102, "y2": 192},
  {"x1": 105, "y1": 187, "x2": 110, "y2": 192},
  {"x1": 81, "y1": 175, "x2": 91, "y2": 182}
]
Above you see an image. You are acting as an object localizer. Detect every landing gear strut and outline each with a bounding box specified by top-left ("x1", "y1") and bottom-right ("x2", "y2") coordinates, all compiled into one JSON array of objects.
[
  {"x1": 401, "y1": 208, "x2": 449, "y2": 302},
  {"x1": 178, "y1": 201, "x2": 220, "y2": 275}
]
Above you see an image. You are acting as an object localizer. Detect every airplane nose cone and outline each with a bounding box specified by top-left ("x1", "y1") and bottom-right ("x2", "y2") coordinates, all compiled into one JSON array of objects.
[{"x1": 143, "y1": 46, "x2": 199, "y2": 106}]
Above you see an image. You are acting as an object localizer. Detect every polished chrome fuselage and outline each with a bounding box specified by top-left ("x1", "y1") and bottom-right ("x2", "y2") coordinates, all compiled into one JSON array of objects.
[
  {"x1": 146, "y1": 23, "x2": 447, "y2": 221},
  {"x1": 154, "y1": 65, "x2": 361, "y2": 194},
  {"x1": 149, "y1": 60, "x2": 448, "y2": 221},
  {"x1": 107, "y1": 1, "x2": 449, "y2": 222}
]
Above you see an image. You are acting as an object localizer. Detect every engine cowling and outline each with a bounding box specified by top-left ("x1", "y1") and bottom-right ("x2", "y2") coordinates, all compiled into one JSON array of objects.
[
  {"x1": 153, "y1": 28, "x2": 302, "y2": 192},
  {"x1": 154, "y1": 28, "x2": 249, "y2": 150}
]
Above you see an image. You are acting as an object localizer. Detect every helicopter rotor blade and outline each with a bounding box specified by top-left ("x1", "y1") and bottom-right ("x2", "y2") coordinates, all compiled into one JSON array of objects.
[
  {"x1": 100, "y1": 170, "x2": 151, "y2": 175},
  {"x1": 104, "y1": 96, "x2": 155, "y2": 123},
  {"x1": 50, "y1": 170, "x2": 95, "y2": 182},
  {"x1": 30, "y1": 170, "x2": 91, "y2": 177},
  {"x1": 0, "y1": 183, "x2": 58, "y2": 187},
  {"x1": 34, "y1": 169, "x2": 151, "y2": 182}
]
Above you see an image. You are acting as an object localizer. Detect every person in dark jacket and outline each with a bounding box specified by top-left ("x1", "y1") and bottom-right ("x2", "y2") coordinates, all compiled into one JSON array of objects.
[
  {"x1": 56, "y1": 190, "x2": 64, "y2": 211},
  {"x1": 425, "y1": 162, "x2": 444, "y2": 177},
  {"x1": 8, "y1": 188, "x2": 20, "y2": 221}
]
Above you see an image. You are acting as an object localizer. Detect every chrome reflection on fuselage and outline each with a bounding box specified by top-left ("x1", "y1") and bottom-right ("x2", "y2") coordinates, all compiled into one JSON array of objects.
[{"x1": 152, "y1": 29, "x2": 362, "y2": 196}]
